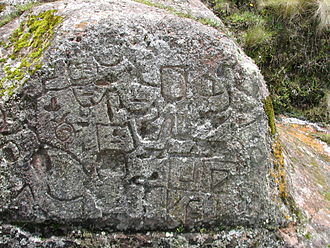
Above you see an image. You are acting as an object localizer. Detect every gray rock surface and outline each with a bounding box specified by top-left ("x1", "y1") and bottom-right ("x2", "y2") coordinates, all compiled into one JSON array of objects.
[
  {"x1": 0, "y1": 0, "x2": 284, "y2": 231},
  {"x1": 0, "y1": 0, "x2": 38, "y2": 6},
  {"x1": 0, "y1": 223, "x2": 288, "y2": 247}
]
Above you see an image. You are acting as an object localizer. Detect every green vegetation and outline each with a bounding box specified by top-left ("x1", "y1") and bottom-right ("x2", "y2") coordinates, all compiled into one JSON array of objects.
[
  {"x1": 203, "y1": 0, "x2": 330, "y2": 123},
  {"x1": 325, "y1": 192, "x2": 330, "y2": 201},
  {"x1": 175, "y1": 225, "x2": 185, "y2": 233},
  {"x1": 0, "y1": 9, "x2": 63, "y2": 99},
  {"x1": 263, "y1": 96, "x2": 276, "y2": 135},
  {"x1": 304, "y1": 231, "x2": 312, "y2": 240},
  {"x1": 314, "y1": 132, "x2": 330, "y2": 145}
]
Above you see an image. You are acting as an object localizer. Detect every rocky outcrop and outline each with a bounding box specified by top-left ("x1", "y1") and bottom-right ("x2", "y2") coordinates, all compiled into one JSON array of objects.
[
  {"x1": 1, "y1": 0, "x2": 284, "y2": 239},
  {"x1": 277, "y1": 117, "x2": 330, "y2": 248}
]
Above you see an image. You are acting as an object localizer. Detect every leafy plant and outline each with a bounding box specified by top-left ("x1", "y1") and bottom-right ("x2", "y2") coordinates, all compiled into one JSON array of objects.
[{"x1": 176, "y1": 225, "x2": 185, "y2": 233}]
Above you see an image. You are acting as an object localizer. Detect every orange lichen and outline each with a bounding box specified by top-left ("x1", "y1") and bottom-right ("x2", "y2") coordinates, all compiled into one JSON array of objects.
[
  {"x1": 277, "y1": 123, "x2": 329, "y2": 157},
  {"x1": 75, "y1": 21, "x2": 89, "y2": 29},
  {"x1": 271, "y1": 138, "x2": 288, "y2": 199}
]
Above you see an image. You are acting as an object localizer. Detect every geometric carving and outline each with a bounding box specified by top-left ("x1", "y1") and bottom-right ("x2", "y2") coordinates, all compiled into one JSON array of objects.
[
  {"x1": 211, "y1": 169, "x2": 229, "y2": 193},
  {"x1": 73, "y1": 85, "x2": 107, "y2": 107},
  {"x1": 96, "y1": 124, "x2": 134, "y2": 152},
  {"x1": 0, "y1": 0, "x2": 277, "y2": 231},
  {"x1": 160, "y1": 66, "x2": 187, "y2": 102},
  {"x1": 195, "y1": 75, "x2": 230, "y2": 113},
  {"x1": 168, "y1": 158, "x2": 234, "y2": 194},
  {"x1": 185, "y1": 199, "x2": 204, "y2": 224}
]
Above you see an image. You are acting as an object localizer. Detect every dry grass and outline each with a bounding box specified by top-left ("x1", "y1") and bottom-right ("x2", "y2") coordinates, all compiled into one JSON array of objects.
[
  {"x1": 314, "y1": 0, "x2": 330, "y2": 30},
  {"x1": 257, "y1": 0, "x2": 330, "y2": 30},
  {"x1": 258, "y1": 0, "x2": 307, "y2": 19}
]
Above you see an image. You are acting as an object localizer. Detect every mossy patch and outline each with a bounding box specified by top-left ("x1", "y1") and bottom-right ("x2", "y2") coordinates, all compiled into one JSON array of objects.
[
  {"x1": 263, "y1": 96, "x2": 276, "y2": 136},
  {"x1": 0, "y1": 9, "x2": 63, "y2": 101},
  {"x1": 314, "y1": 132, "x2": 330, "y2": 145},
  {"x1": 325, "y1": 192, "x2": 330, "y2": 202}
]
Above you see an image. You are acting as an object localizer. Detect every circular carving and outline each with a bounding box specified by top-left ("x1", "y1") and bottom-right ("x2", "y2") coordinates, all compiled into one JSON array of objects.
[
  {"x1": 1, "y1": 141, "x2": 20, "y2": 163},
  {"x1": 55, "y1": 123, "x2": 74, "y2": 142}
]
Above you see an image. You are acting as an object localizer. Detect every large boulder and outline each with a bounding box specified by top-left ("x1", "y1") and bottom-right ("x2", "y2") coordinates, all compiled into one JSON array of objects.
[{"x1": 0, "y1": 0, "x2": 283, "y2": 231}]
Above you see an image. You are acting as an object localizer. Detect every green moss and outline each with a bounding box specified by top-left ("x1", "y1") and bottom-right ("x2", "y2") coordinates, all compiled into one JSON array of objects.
[
  {"x1": 314, "y1": 132, "x2": 330, "y2": 145},
  {"x1": 0, "y1": 9, "x2": 63, "y2": 100},
  {"x1": 304, "y1": 231, "x2": 312, "y2": 240},
  {"x1": 263, "y1": 96, "x2": 276, "y2": 135},
  {"x1": 324, "y1": 192, "x2": 330, "y2": 202}
]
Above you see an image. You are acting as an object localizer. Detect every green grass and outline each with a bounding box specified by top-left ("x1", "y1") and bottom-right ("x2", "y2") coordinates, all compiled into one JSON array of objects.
[
  {"x1": 229, "y1": 11, "x2": 266, "y2": 26},
  {"x1": 204, "y1": 0, "x2": 330, "y2": 122},
  {"x1": 257, "y1": 0, "x2": 330, "y2": 31},
  {"x1": 244, "y1": 25, "x2": 273, "y2": 47}
]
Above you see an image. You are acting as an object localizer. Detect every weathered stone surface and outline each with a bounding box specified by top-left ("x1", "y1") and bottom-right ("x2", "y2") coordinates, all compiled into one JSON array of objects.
[
  {"x1": 277, "y1": 117, "x2": 330, "y2": 248},
  {"x1": 0, "y1": 0, "x2": 38, "y2": 6},
  {"x1": 0, "y1": 223, "x2": 288, "y2": 248},
  {"x1": 0, "y1": 0, "x2": 283, "y2": 231}
]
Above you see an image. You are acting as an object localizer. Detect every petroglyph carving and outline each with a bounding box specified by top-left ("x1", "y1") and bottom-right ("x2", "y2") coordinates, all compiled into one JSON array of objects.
[
  {"x1": 160, "y1": 66, "x2": 187, "y2": 102},
  {"x1": 0, "y1": 107, "x2": 7, "y2": 133},
  {"x1": 55, "y1": 122, "x2": 75, "y2": 142},
  {"x1": 44, "y1": 97, "x2": 61, "y2": 112},
  {"x1": 96, "y1": 125, "x2": 134, "y2": 152},
  {"x1": 211, "y1": 169, "x2": 229, "y2": 193},
  {"x1": 185, "y1": 199, "x2": 204, "y2": 224},
  {"x1": 1, "y1": 141, "x2": 20, "y2": 163},
  {"x1": 1, "y1": 0, "x2": 277, "y2": 231},
  {"x1": 73, "y1": 84, "x2": 108, "y2": 107}
]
